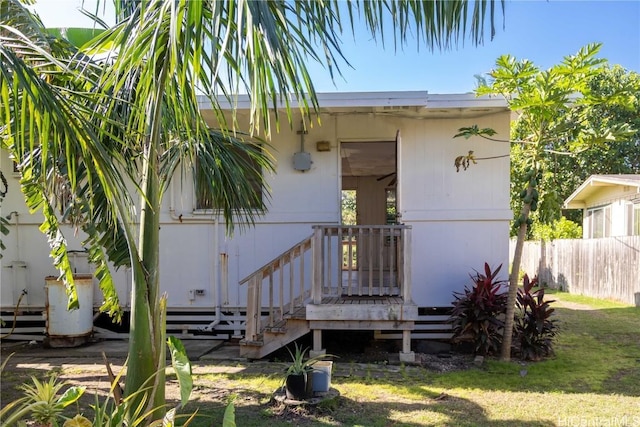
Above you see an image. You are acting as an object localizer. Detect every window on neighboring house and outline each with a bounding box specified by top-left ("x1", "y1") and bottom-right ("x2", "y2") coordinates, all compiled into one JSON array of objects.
[
  {"x1": 623, "y1": 202, "x2": 640, "y2": 236},
  {"x1": 587, "y1": 205, "x2": 611, "y2": 238},
  {"x1": 195, "y1": 146, "x2": 263, "y2": 211}
]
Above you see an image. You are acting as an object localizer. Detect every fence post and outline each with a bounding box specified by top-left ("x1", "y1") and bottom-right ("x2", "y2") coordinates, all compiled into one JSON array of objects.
[{"x1": 539, "y1": 240, "x2": 547, "y2": 286}]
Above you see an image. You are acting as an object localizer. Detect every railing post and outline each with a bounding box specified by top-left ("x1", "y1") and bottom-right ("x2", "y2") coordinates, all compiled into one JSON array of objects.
[
  {"x1": 378, "y1": 227, "x2": 384, "y2": 296},
  {"x1": 299, "y1": 244, "x2": 305, "y2": 306},
  {"x1": 245, "y1": 277, "x2": 259, "y2": 341},
  {"x1": 289, "y1": 252, "x2": 295, "y2": 314},
  {"x1": 338, "y1": 227, "x2": 343, "y2": 294},
  {"x1": 268, "y1": 265, "x2": 274, "y2": 327},
  {"x1": 255, "y1": 275, "x2": 263, "y2": 336},
  {"x1": 312, "y1": 226, "x2": 324, "y2": 304},
  {"x1": 347, "y1": 227, "x2": 353, "y2": 296},
  {"x1": 278, "y1": 259, "x2": 284, "y2": 320},
  {"x1": 402, "y1": 226, "x2": 412, "y2": 303},
  {"x1": 389, "y1": 227, "x2": 395, "y2": 291},
  {"x1": 326, "y1": 227, "x2": 332, "y2": 296}
]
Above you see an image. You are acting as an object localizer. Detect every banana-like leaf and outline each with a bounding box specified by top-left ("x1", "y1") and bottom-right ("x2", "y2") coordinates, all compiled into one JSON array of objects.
[
  {"x1": 167, "y1": 336, "x2": 192, "y2": 408},
  {"x1": 57, "y1": 385, "x2": 85, "y2": 407},
  {"x1": 222, "y1": 402, "x2": 236, "y2": 427}
]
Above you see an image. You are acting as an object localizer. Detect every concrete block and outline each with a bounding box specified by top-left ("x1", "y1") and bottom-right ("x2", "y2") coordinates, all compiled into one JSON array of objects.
[{"x1": 399, "y1": 351, "x2": 416, "y2": 363}]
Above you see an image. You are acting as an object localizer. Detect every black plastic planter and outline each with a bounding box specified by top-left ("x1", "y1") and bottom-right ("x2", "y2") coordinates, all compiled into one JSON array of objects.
[{"x1": 285, "y1": 373, "x2": 308, "y2": 400}]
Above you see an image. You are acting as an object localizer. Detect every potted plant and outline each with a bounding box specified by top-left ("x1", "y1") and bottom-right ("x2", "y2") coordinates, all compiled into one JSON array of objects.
[{"x1": 284, "y1": 343, "x2": 333, "y2": 400}]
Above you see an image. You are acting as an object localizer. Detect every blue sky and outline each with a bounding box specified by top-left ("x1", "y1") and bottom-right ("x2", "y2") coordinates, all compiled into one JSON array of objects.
[{"x1": 33, "y1": 0, "x2": 640, "y2": 94}]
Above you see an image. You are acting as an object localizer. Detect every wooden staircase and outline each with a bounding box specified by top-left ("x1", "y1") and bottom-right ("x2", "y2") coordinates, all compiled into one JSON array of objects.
[
  {"x1": 239, "y1": 225, "x2": 415, "y2": 359},
  {"x1": 241, "y1": 307, "x2": 310, "y2": 359},
  {"x1": 239, "y1": 236, "x2": 313, "y2": 359}
]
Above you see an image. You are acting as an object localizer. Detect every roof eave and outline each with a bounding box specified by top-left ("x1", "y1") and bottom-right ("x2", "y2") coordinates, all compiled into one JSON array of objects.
[
  {"x1": 564, "y1": 175, "x2": 640, "y2": 208},
  {"x1": 197, "y1": 91, "x2": 508, "y2": 111}
]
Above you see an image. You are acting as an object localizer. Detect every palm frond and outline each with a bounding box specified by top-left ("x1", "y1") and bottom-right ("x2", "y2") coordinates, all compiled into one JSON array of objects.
[{"x1": 1, "y1": 4, "x2": 134, "y2": 310}]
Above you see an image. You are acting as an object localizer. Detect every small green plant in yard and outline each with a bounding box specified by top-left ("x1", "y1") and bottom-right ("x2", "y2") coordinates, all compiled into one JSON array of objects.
[
  {"x1": 514, "y1": 274, "x2": 557, "y2": 360},
  {"x1": 283, "y1": 343, "x2": 335, "y2": 400},
  {"x1": 450, "y1": 263, "x2": 508, "y2": 356},
  {"x1": 0, "y1": 336, "x2": 226, "y2": 427},
  {"x1": 284, "y1": 343, "x2": 336, "y2": 376},
  {"x1": 0, "y1": 375, "x2": 84, "y2": 427}
]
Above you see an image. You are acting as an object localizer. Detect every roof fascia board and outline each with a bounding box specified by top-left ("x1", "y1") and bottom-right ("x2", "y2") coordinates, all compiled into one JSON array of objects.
[
  {"x1": 564, "y1": 175, "x2": 640, "y2": 208},
  {"x1": 424, "y1": 94, "x2": 507, "y2": 109},
  {"x1": 564, "y1": 178, "x2": 595, "y2": 207},
  {"x1": 197, "y1": 92, "x2": 508, "y2": 111},
  {"x1": 589, "y1": 177, "x2": 640, "y2": 188}
]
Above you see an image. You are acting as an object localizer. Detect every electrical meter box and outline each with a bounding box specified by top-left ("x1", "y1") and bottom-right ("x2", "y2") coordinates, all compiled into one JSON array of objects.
[{"x1": 293, "y1": 151, "x2": 312, "y2": 171}]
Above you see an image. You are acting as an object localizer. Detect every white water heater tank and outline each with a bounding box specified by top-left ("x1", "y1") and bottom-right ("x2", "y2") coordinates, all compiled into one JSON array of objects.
[{"x1": 45, "y1": 275, "x2": 94, "y2": 347}]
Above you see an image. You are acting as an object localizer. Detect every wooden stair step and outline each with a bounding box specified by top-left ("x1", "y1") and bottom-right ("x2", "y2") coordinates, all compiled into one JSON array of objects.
[
  {"x1": 265, "y1": 319, "x2": 287, "y2": 333},
  {"x1": 240, "y1": 338, "x2": 264, "y2": 347},
  {"x1": 283, "y1": 306, "x2": 307, "y2": 320},
  {"x1": 239, "y1": 317, "x2": 310, "y2": 359}
]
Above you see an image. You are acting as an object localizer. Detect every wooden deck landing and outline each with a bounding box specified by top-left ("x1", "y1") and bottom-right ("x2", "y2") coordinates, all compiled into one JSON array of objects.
[
  {"x1": 306, "y1": 295, "x2": 417, "y2": 326},
  {"x1": 321, "y1": 296, "x2": 404, "y2": 305}
]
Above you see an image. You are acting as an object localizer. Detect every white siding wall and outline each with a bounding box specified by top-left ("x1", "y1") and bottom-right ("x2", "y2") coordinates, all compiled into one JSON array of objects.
[
  {"x1": 397, "y1": 114, "x2": 511, "y2": 306},
  {"x1": 1, "y1": 108, "x2": 511, "y2": 311}
]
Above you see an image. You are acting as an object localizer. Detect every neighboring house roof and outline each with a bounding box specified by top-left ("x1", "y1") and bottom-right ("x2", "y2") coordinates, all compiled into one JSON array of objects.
[
  {"x1": 564, "y1": 174, "x2": 640, "y2": 209},
  {"x1": 198, "y1": 91, "x2": 508, "y2": 119}
]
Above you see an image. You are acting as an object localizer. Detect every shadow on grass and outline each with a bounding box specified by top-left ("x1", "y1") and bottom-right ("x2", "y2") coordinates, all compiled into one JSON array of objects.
[{"x1": 181, "y1": 389, "x2": 554, "y2": 427}]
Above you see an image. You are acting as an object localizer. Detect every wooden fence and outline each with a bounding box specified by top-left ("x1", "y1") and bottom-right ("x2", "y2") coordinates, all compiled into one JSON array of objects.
[{"x1": 510, "y1": 236, "x2": 640, "y2": 306}]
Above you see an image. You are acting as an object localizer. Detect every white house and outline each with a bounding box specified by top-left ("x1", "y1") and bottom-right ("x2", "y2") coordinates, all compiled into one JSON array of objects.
[
  {"x1": 564, "y1": 174, "x2": 640, "y2": 238},
  {"x1": 1, "y1": 91, "x2": 511, "y2": 359}
]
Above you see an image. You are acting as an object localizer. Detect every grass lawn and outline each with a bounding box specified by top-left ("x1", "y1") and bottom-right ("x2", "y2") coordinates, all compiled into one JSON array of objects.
[
  {"x1": 185, "y1": 292, "x2": 640, "y2": 426},
  {"x1": 2, "y1": 291, "x2": 639, "y2": 426}
]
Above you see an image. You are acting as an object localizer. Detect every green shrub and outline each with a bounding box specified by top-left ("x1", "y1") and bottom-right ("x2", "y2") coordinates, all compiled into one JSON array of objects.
[
  {"x1": 450, "y1": 263, "x2": 508, "y2": 356},
  {"x1": 514, "y1": 274, "x2": 558, "y2": 360},
  {"x1": 531, "y1": 216, "x2": 582, "y2": 241}
]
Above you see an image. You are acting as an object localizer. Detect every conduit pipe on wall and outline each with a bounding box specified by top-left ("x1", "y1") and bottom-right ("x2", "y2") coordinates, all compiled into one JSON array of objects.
[
  {"x1": 4, "y1": 211, "x2": 28, "y2": 307},
  {"x1": 200, "y1": 214, "x2": 221, "y2": 332},
  {"x1": 6, "y1": 211, "x2": 20, "y2": 260}
]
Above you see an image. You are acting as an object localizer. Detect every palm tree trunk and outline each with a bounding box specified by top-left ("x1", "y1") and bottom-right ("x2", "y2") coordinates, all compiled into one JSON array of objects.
[
  {"x1": 124, "y1": 139, "x2": 164, "y2": 418},
  {"x1": 124, "y1": 50, "x2": 171, "y2": 419}
]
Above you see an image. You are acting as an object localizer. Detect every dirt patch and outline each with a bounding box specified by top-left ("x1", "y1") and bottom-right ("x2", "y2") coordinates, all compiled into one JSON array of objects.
[
  {"x1": 419, "y1": 352, "x2": 475, "y2": 372},
  {"x1": 1, "y1": 336, "x2": 476, "y2": 426}
]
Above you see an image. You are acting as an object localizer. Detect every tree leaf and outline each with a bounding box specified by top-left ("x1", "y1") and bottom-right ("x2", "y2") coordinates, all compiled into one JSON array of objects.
[
  {"x1": 63, "y1": 414, "x2": 92, "y2": 427},
  {"x1": 57, "y1": 386, "x2": 85, "y2": 407},
  {"x1": 222, "y1": 401, "x2": 236, "y2": 427},
  {"x1": 167, "y1": 336, "x2": 192, "y2": 408}
]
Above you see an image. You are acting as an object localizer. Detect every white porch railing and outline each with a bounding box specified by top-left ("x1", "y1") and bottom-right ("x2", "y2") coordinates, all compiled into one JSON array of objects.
[
  {"x1": 239, "y1": 236, "x2": 312, "y2": 343},
  {"x1": 311, "y1": 225, "x2": 412, "y2": 303}
]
